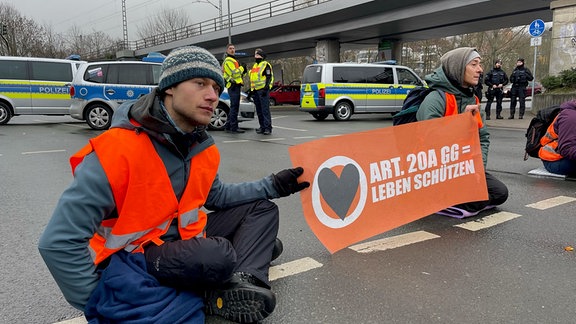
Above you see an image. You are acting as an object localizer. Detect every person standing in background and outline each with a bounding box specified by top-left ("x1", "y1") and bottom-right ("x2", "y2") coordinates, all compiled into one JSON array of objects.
[
  {"x1": 222, "y1": 43, "x2": 247, "y2": 133},
  {"x1": 250, "y1": 48, "x2": 274, "y2": 135},
  {"x1": 508, "y1": 58, "x2": 533, "y2": 119},
  {"x1": 484, "y1": 59, "x2": 508, "y2": 120}
]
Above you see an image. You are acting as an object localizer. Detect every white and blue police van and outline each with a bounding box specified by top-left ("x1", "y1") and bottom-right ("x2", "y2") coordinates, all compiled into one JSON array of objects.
[
  {"x1": 70, "y1": 53, "x2": 254, "y2": 130},
  {"x1": 299, "y1": 62, "x2": 426, "y2": 121},
  {"x1": 0, "y1": 56, "x2": 84, "y2": 125}
]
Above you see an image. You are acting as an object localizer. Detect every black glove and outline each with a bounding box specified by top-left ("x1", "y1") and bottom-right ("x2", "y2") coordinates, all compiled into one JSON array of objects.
[{"x1": 272, "y1": 167, "x2": 310, "y2": 197}]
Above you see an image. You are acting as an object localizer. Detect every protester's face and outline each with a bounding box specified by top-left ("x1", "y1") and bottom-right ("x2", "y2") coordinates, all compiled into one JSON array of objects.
[
  {"x1": 164, "y1": 78, "x2": 220, "y2": 132},
  {"x1": 464, "y1": 57, "x2": 483, "y2": 87},
  {"x1": 227, "y1": 45, "x2": 235, "y2": 55}
]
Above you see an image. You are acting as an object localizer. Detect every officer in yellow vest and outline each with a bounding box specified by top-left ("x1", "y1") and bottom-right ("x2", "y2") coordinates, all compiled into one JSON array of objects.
[
  {"x1": 249, "y1": 48, "x2": 274, "y2": 135},
  {"x1": 222, "y1": 43, "x2": 246, "y2": 133}
]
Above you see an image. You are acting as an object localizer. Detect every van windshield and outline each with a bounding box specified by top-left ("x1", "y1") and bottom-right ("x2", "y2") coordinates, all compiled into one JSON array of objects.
[{"x1": 302, "y1": 65, "x2": 322, "y2": 83}]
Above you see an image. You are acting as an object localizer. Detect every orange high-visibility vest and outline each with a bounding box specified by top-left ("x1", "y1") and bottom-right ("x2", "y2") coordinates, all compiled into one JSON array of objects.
[
  {"x1": 538, "y1": 115, "x2": 562, "y2": 161},
  {"x1": 444, "y1": 93, "x2": 483, "y2": 128},
  {"x1": 70, "y1": 127, "x2": 220, "y2": 265}
]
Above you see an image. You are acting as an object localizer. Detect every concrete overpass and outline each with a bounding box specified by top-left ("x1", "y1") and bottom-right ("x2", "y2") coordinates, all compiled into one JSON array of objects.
[{"x1": 125, "y1": 0, "x2": 553, "y2": 61}]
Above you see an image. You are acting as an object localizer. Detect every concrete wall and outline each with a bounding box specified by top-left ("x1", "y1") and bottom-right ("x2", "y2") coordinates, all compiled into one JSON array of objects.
[
  {"x1": 549, "y1": 0, "x2": 576, "y2": 75},
  {"x1": 533, "y1": 94, "x2": 576, "y2": 113}
]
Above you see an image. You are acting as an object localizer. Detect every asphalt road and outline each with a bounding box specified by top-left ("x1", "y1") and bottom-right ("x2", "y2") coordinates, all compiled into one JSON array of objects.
[{"x1": 1, "y1": 105, "x2": 575, "y2": 324}]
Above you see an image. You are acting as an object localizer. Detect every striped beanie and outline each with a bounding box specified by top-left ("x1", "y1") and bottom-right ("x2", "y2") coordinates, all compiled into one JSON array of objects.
[{"x1": 158, "y1": 45, "x2": 225, "y2": 94}]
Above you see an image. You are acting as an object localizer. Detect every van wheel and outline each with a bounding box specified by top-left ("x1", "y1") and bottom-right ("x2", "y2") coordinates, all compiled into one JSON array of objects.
[
  {"x1": 333, "y1": 101, "x2": 352, "y2": 121},
  {"x1": 0, "y1": 102, "x2": 12, "y2": 125},
  {"x1": 209, "y1": 103, "x2": 229, "y2": 131},
  {"x1": 311, "y1": 112, "x2": 328, "y2": 121},
  {"x1": 85, "y1": 103, "x2": 113, "y2": 130}
]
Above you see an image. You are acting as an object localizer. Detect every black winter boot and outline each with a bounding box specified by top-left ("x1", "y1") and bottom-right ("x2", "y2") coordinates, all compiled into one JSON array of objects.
[{"x1": 205, "y1": 272, "x2": 276, "y2": 323}]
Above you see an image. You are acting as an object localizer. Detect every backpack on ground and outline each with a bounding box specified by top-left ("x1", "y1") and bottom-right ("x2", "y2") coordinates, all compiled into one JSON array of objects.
[
  {"x1": 524, "y1": 105, "x2": 561, "y2": 160},
  {"x1": 392, "y1": 87, "x2": 445, "y2": 126}
]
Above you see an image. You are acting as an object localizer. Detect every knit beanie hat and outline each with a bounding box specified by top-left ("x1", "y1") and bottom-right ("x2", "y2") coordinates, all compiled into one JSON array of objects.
[
  {"x1": 440, "y1": 47, "x2": 480, "y2": 86},
  {"x1": 158, "y1": 46, "x2": 225, "y2": 94}
]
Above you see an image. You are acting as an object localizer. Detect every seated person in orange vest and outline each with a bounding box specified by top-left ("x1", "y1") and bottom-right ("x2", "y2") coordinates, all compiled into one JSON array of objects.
[
  {"x1": 38, "y1": 46, "x2": 309, "y2": 324},
  {"x1": 539, "y1": 99, "x2": 576, "y2": 176},
  {"x1": 416, "y1": 47, "x2": 509, "y2": 218}
]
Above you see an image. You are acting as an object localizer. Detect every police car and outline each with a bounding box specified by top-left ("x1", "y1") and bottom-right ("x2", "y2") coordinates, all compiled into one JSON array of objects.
[
  {"x1": 0, "y1": 56, "x2": 84, "y2": 125},
  {"x1": 69, "y1": 57, "x2": 254, "y2": 130}
]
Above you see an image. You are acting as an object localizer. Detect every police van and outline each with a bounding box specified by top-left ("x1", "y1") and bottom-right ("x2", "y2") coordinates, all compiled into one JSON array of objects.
[
  {"x1": 299, "y1": 62, "x2": 425, "y2": 121},
  {"x1": 70, "y1": 57, "x2": 255, "y2": 130},
  {"x1": 0, "y1": 56, "x2": 84, "y2": 125}
]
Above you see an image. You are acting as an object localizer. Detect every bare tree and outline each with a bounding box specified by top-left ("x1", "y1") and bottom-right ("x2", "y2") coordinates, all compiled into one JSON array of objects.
[{"x1": 136, "y1": 8, "x2": 191, "y2": 40}]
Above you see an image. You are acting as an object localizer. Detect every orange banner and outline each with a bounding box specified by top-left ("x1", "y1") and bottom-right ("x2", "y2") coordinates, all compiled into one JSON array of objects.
[{"x1": 289, "y1": 113, "x2": 488, "y2": 253}]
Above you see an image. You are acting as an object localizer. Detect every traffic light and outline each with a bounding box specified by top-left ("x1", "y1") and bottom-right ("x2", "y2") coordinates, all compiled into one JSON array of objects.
[{"x1": 1, "y1": 24, "x2": 7, "y2": 36}]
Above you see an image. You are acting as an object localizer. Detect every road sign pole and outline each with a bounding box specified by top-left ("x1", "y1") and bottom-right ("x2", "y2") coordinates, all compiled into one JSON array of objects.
[
  {"x1": 528, "y1": 19, "x2": 545, "y2": 106},
  {"x1": 532, "y1": 45, "x2": 536, "y2": 100}
]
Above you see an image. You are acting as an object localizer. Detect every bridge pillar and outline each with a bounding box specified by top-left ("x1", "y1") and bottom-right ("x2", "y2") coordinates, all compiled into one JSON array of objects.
[
  {"x1": 315, "y1": 39, "x2": 340, "y2": 63},
  {"x1": 377, "y1": 39, "x2": 402, "y2": 62},
  {"x1": 549, "y1": 0, "x2": 576, "y2": 75}
]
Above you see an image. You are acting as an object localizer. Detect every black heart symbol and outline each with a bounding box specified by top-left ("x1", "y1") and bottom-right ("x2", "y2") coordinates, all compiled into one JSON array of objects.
[{"x1": 318, "y1": 164, "x2": 360, "y2": 220}]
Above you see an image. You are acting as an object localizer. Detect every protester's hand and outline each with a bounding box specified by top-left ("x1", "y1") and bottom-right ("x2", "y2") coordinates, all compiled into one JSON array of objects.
[
  {"x1": 464, "y1": 104, "x2": 480, "y2": 116},
  {"x1": 272, "y1": 167, "x2": 310, "y2": 197}
]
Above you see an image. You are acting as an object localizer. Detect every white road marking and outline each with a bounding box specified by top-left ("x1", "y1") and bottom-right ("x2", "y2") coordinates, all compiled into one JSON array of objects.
[
  {"x1": 348, "y1": 231, "x2": 440, "y2": 253},
  {"x1": 323, "y1": 134, "x2": 343, "y2": 138},
  {"x1": 21, "y1": 149, "x2": 66, "y2": 155},
  {"x1": 293, "y1": 136, "x2": 317, "y2": 139},
  {"x1": 272, "y1": 125, "x2": 308, "y2": 132},
  {"x1": 269, "y1": 257, "x2": 323, "y2": 281},
  {"x1": 259, "y1": 138, "x2": 286, "y2": 142},
  {"x1": 222, "y1": 140, "x2": 250, "y2": 143},
  {"x1": 525, "y1": 196, "x2": 576, "y2": 210},
  {"x1": 454, "y1": 211, "x2": 522, "y2": 231}
]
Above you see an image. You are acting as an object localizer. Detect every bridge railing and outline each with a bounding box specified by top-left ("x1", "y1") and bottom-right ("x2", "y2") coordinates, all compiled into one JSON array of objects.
[{"x1": 127, "y1": 0, "x2": 332, "y2": 51}]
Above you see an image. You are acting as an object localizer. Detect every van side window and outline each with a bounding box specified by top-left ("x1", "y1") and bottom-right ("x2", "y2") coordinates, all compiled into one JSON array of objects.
[
  {"x1": 333, "y1": 67, "x2": 365, "y2": 83},
  {"x1": 85, "y1": 66, "x2": 107, "y2": 84},
  {"x1": 0, "y1": 60, "x2": 28, "y2": 80},
  {"x1": 366, "y1": 67, "x2": 394, "y2": 84},
  {"x1": 30, "y1": 62, "x2": 73, "y2": 82},
  {"x1": 396, "y1": 68, "x2": 422, "y2": 86},
  {"x1": 107, "y1": 64, "x2": 150, "y2": 85}
]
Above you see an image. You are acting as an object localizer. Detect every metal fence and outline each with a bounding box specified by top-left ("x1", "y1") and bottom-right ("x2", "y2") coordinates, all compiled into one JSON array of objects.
[{"x1": 128, "y1": 0, "x2": 331, "y2": 51}]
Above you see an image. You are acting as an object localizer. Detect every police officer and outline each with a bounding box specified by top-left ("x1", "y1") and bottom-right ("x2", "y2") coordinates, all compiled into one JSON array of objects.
[
  {"x1": 250, "y1": 48, "x2": 274, "y2": 135},
  {"x1": 508, "y1": 58, "x2": 533, "y2": 119},
  {"x1": 222, "y1": 43, "x2": 247, "y2": 133},
  {"x1": 484, "y1": 59, "x2": 508, "y2": 120}
]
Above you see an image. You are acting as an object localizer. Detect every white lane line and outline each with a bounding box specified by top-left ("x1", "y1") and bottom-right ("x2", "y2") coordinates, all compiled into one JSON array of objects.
[
  {"x1": 259, "y1": 138, "x2": 286, "y2": 142},
  {"x1": 272, "y1": 125, "x2": 308, "y2": 132},
  {"x1": 222, "y1": 140, "x2": 250, "y2": 143},
  {"x1": 21, "y1": 149, "x2": 66, "y2": 155},
  {"x1": 348, "y1": 231, "x2": 440, "y2": 253},
  {"x1": 526, "y1": 196, "x2": 576, "y2": 210},
  {"x1": 454, "y1": 211, "x2": 522, "y2": 231},
  {"x1": 293, "y1": 136, "x2": 317, "y2": 139},
  {"x1": 323, "y1": 134, "x2": 343, "y2": 138},
  {"x1": 269, "y1": 257, "x2": 323, "y2": 281}
]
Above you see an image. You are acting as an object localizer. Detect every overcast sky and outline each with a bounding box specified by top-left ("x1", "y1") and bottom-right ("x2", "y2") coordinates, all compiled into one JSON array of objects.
[{"x1": 5, "y1": 0, "x2": 266, "y2": 40}]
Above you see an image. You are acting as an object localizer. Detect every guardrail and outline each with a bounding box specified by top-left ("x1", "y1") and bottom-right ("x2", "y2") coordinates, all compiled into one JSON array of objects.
[{"x1": 126, "y1": 0, "x2": 331, "y2": 51}]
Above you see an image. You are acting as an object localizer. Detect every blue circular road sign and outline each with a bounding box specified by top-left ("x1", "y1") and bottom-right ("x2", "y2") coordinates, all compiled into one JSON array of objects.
[{"x1": 529, "y1": 19, "x2": 545, "y2": 37}]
